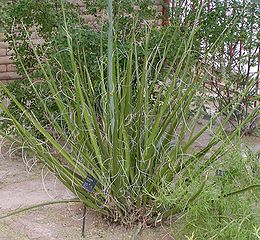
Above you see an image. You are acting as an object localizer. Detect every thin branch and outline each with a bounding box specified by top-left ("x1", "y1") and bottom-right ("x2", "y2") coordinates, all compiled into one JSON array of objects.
[{"x1": 0, "y1": 198, "x2": 81, "y2": 220}]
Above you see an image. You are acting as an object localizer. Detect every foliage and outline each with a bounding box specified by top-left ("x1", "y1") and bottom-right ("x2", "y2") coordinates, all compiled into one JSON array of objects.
[
  {"x1": 153, "y1": 0, "x2": 259, "y2": 124},
  {"x1": 0, "y1": 2, "x2": 258, "y2": 226},
  {"x1": 2, "y1": 0, "x2": 258, "y2": 138},
  {"x1": 84, "y1": 0, "x2": 260, "y2": 123},
  {"x1": 0, "y1": 0, "x2": 187, "y2": 139},
  {"x1": 0, "y1": 79, "x2": 58, "y2": 138},
  {"x1": 83, "y1": 0, "x2": 158, "y2": 34},
  {"x1": 1, "y1": 0, "x2": 102, "y2": 76},
  {"x1": 197, "y1": 0, "x2": 259, "y2": 122},
  {"x1": 172, "y1": 145, "x2": 260, "y2": 239},
  {"x1": 0, "y1": 0, "x2": 103, "y2": 137}
]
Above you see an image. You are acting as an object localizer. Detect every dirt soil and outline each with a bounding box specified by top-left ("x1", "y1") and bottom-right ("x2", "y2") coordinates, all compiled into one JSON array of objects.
[
  {"x1": 0, "y1": 126, "x2": 259, "y2": 240},
  {"x1": 0, "y1": 143, "x2": 174, "y2": 240}
]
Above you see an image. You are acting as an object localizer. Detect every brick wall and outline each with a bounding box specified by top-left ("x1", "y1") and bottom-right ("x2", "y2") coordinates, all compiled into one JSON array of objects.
[
  {"x1": 0, "y1": 30, "x2": 45, "y2": 82},
  {"x1": 0, "y1": 32, "x2": 20, "y2": 82}
]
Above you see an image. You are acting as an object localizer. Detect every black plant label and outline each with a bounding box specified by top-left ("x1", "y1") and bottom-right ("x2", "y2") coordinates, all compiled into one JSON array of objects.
[
  {"x1": 82, "y1": 175, "x2": 97, "y2": 192},
  {"x1": 215, "y1": 169, "x2": 226, "y2": 177}
]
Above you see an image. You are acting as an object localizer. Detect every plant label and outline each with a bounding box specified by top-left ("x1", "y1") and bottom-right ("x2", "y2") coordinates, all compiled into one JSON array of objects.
[
  {"x1": 215, "y1": 169, "x2": 226, "y2": 177},
  {"x1": 82, "y1": 175, "x2": 97, "y2": 192}
]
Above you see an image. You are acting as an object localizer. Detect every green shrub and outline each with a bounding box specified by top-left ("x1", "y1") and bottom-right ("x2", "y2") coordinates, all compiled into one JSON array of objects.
[
  {"x1": 0, "y1": 79, "x2": 58, "y2": 139},
  {"x1": 1, "y1": 0, "x2": 104, "y2": 77},
  {"x1": 0, "y1": 0, "x2": 189, "y2": 139},
  {"x1": 0, "y1": 0, "x2": 104, "y2": 137},
  {"x1": 1, "y1": 3, "x2": 258, "y2": 226},
  {"x1": 172, "y1": 145, "x2": 260, "y2": 239},
  {"x1": 0, "y1": 1, "x2": 259, "y2": 227}
]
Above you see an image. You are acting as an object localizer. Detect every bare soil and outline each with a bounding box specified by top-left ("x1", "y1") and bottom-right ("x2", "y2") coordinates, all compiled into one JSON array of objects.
[
  {"x1": 0, "y1": 125, "x2": 259, "y2": 240},
  {"x1": 0, "y1": 143, "x2": 174, "y2": 240}
]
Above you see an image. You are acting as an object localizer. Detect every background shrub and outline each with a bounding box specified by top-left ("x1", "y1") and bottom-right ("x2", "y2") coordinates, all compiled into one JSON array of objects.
[
  {"x1": 0, "y1": 0, "x2": 259, "y2": 229},
  {"x1": 172, "y1": 145, "x2": 259, "y2": 239},
  {"x1": 0, "y1": 0, "x2": 103, "y2": 137}
]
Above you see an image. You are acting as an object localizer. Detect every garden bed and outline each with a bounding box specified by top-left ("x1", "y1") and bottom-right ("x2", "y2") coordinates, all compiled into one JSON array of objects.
[
  {"x1": 0, "y1": 142, "x2": 174, "y2": 240},
  {"x1": 0, "y1": 129, "x2": 259, "y2": 239}
]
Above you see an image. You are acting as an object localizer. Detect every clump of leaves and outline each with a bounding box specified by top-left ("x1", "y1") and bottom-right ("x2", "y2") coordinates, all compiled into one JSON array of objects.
[
  {"x1": 171, "y1": 145, "x2": 260, "y2": 239},
  {"x1": 0, "y1": 79, "x2": 59, "y2": 139},
  {"x1": 0, "y1": 0, "x2": 104, "y2": 138},
  {"x1": 0, "y1": 1, "x2": 258, "y2": 227},
  {"x1": 1, "y1": 0, "x2": 103, "y2": 77}
]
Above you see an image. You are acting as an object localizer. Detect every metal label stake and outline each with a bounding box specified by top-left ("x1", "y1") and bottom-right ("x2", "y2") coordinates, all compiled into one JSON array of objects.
[
  {"x1": 81, "y1": 205, "x2": 87, "y2": 238},
  {"x1": 81, "y1": 175, "x2": 98, "y2": 237}
]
